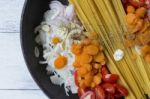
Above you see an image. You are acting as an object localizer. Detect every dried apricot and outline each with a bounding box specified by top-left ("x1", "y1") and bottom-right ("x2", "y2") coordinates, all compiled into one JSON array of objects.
[
  {"x1": 127, "y1": 5, "x2": 135, "y2": 13},
  {"x1": 144, "y1": 54, "x2": 150, "y2": 63},
  {"x1": 141, "y1": 45, "x2": 150, "y2": 56},
  {"x1": 83, "y1": 44, "x2": 99, "y2": 55},
  {"x1": 93, "y1": 74, "x2": 102, "y2": 85},
  {"x1": 78, "y1": 67, "x2": 88, "y2": 76},
  {"x1": 83, "y1": 64, "x2": 92, "y2": 72},
  {"x1": 84, "y1": 73, "x2": 93, "y2": 87},
  {"x1": 71, "y1": 44, "x2": 82, "y2": 55},
  {"x1": 126, "y1": 13, "x2": 137, "y2": 25},
  {"x1": 94, "y1": 52, "x2": 105, "y2": 63},
  {"x1": 135, "y1": 7, "x2": 146, "y2": 18},
  {"x1": 80, "y1": 53, "x2": 93, "y2": 64},
  {"x1": 91, "y1": 82, "x2": 96, "y2": 88}
]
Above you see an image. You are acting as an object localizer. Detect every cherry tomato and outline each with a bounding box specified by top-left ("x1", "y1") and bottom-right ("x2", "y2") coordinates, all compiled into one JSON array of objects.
[
  {"x1": 114, "y1": 84, "x2": 129, "y2": 96},
  {"x1": 106, "y1": 93, "x2": 115, "y2": 99},
  {"x1": 102, "y1": 74, "x2": 119, "y2": 83},
  {"x1": 101, "y1": 83, "x2": 115, "y2": 94},
  {"x1": 74, "y1": 70, "x2": 79, "y2": 86},
  {"x1": 128, "y1": 0, "x2": 145, "y2": 8},
  {"x1": 122, "y1": 0, "x2": 128, "y2": 4},
  {"x1": 145, "y1": 0, "x2": 150, "y2": 8},
  {"x1": 78, "y1": 88, "x2": 85, "y2": 97},
  {"x1": 95, "y1": 86, "x2": 105, "y2": 99},
  {"x1": 114, "y1": 92, "x2": 124, "y2": 99},
  {"x1": 101, "y1": 67, "x2": 109, "y2": 76},
  {"x1": 80, "y1": 91, "x2": 95, "y2": 99}
]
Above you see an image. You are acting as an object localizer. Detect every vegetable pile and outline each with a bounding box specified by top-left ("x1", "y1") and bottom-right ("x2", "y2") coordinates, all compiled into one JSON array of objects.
[{"x1": 71, "y1": 33, "x2": 128, "y2": 99}]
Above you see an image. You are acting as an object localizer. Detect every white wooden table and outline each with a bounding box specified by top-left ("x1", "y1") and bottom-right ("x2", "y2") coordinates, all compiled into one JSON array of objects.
[{"x1": 0, "y1": 0, "x2": 48, "y2": 99}]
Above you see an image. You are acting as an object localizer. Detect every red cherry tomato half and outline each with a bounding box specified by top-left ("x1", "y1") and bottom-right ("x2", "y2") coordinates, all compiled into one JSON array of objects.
[
  {"x1": 80, "y1": 91, "x2": 95, "y2": 99},
  {"x1": 74, "y1": 70, "x2": 79, "y2": 86},
  {"x1": 122, "y1": 0, "x2": 128, "y2": 4},
  {"x1": 78, "y1": 88, "x2": 85, "y2": 97},
  {"x1": 128, "y1": 0, "x2": 145, "y2": 8},
  {"x1": 114, "y1": 92, "x2": 124, "y2": 99},
  {"x1": 95, "y1": 86, "x2": 105, "y2": 99},
  {"x1": 114, "y1": 84, "x2": 129, "y2": 96},
  {"x1": 106, "y1": 93, "x2": 115, "y2": 99},
  {"x1": 101, "y1": 83, "x2": 115, "y2": 94},
  {"x1": 145, "y1": 0, "x2": 150, "y2": 8},
  {"x1": 101, "y1": 67, "x2": 110, "y2": 76},
  {"x1": 102, "y1": 74, "x2": 119, "y2": 83}
]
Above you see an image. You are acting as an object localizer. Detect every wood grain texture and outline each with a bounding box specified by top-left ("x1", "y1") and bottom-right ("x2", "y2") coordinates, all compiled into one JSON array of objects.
[
  {"x1": 0, "y1": 90, "x2": 48, "y2": 99},
  {"x1": 0, "y1": 33, "x2": 39, "y2": 89},
  {"x1": 0, "y1": 0, "x2": 24, "y2": 33}
]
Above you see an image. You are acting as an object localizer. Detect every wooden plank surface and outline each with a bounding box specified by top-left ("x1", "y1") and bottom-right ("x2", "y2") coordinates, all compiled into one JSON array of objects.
[
  {"x1": 0, "y1": 0, "x2": 49, "y2": 98},
  {"x1": 0, "y1": 0, "x2": 24, "y2": 33},
  {"x1": 0, "y1": 33, "x2": 39, "y2": 89},
  {"x1": 0, "y1": 33, "x2": 48, "y2": 98},
  {"x1": 0, "y1": 90, "x2": 48, "y2": 99}
]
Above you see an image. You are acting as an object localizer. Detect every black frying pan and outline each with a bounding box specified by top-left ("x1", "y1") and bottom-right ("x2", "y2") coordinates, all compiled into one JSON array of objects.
[{"x1": 20, "y1": 0, "x2": 78, "y2": 99}]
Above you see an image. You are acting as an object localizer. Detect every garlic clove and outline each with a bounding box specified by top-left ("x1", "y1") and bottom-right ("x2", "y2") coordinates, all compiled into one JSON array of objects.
[{"x1": 113, "y1": 49, "x2": 124, "y2": 61}]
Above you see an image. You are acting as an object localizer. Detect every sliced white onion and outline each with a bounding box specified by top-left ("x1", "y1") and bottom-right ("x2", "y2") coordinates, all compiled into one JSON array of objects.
[
  {"x1": 41, "y1": 24, "x2": 50, "y2": 32},
  {"x1": 65, "y1": 5, "x2": 74, "y2": 20},
  {"x1": 50, "y1": 75, "x2": 64, "y2": 86},
  {"x1": 34, "y1": 46, "x2": 40, "y2": 58}
]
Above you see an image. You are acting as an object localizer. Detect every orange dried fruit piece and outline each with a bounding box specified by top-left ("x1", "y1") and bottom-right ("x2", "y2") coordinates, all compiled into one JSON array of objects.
[
  {"x1": 127, "y1": 5, "x2": 135, "y2": 13},
  {"x1": 79, "y1": 80, "x2": 86, "y2": 89},
  {"x1": 71, "y1": 43, "x2": 82, "y2": 55},
  {"x1": 80, "y1": 53, "x2": 93, "y2": 64},
  {"x1": 83, "y1": 44, "x2": 99, "y2": 55},
  {"x1": 52, "y1": 37, "x2": 61, "y2": 45},
  {"x1": 83, "y1": 64, "x2": 92, "y2": 72},
  {"x1": 135, "y1": 7, "x2": 146, "y2": 18},
  {"x1": 73, "y1": 55, "x2": 82, "y2": 68},
  {"x1": 126, "y1": 13, "x2": 137, "y2": 25},
  {"x1": 73, "y1": 60, "x2": 81, "y2": 68},
  {"x1": 93, "y1": 74, "x2": 102, "y2": 85},
  {"x1": 91, "y1": 40, "x2": 99, "y2": 47},
  {"x1": 88, "y1": 32, "x2": 98, "y2": 39},
  {"x1": 141, "y1": 45, "x2": 150, "y2": 56},
  {"x1": 94, "y1": 52, "x2": 105, "y2": 63},
  {"x1": 144, "y1": 54, "x2": 150, "y2": 63},
  {"x1": 81, "y1": 38, "x2": 92, "y2": 45},
  {"x1": 84, "y1": 73, "x2": 93, "y2": 87},
  {"x1": 54, "y1": 56, "x2": 67, "y2": 69},
  {"x1": 78, "y1": 66, "x2": 88, "y2": 76},
  {"x1": 140, "y1": 30, "x2": 150, "y2": 45},
  {"x1": 138, "y1": 21, "x2": 150, "y2": 33},
  {"x1": 91, "y1": 82, "x2": 96, "y2": 88}
]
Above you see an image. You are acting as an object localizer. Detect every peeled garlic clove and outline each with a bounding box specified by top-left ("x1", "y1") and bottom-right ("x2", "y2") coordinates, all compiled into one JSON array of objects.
[
  {"x1": 65, "y1": 5, "x2": 74, "y2": 20},
  {"x1": 113, "y1": 49, "x2": 124, "y2": 61}
]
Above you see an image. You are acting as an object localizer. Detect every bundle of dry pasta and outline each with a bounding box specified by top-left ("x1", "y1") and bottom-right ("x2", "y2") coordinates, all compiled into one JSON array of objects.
[{"x1": 69, "y1": 0, "x2": 150, "y2": 99}]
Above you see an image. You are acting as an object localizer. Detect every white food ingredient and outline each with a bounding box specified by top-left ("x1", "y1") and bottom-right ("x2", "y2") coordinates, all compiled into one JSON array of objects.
[
  {"x1": 34, "y1": 1, "x2": 83, "y2": 95},
  {"x1": 41, "y1": 24, "x2": 50, "y2": 32},
  {"x1": 113, "y1": 49, "x2": 124, "y2": 61}
]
